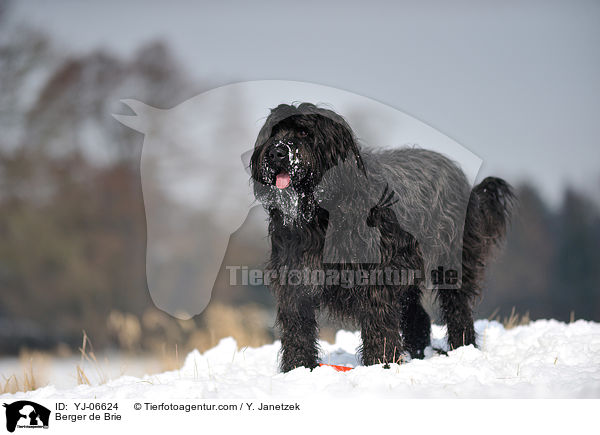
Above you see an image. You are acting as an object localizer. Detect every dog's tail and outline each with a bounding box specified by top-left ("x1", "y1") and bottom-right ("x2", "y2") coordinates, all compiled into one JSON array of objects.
[
  {"x1": 460, "y1": 177, "x2": 515, "y2": 293},
  {"x1": 470, "y1": 176, "x2": 515, "y2": 244}
]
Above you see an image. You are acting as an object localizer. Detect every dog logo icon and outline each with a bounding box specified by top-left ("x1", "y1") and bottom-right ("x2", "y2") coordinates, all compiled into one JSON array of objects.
[
  {"x1": 113, "y1": 80, "x2": 483, "y2": 318},
  {"x1": 3, "y1": 401, "x2": 50, "y2": 432}
]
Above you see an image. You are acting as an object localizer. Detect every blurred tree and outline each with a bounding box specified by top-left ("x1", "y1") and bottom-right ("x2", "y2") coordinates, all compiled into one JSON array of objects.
[
  {"x1": 0, "y1": 31, "x2": 197, "y2": 352},
  {"x1": 480, "y1": 184, "x2": 557, "y2": 320},
  {"x1": 0, "y1": 29, "x2": 274, "y2": 354},
  {"x1": 550, "y1": 189, "x2": 600, "y2": 321},
  {"x1": 0, "y1": 26, "x2": 58, "y2": 154},
  {"x1": 0, "y1": 0, "x2": 8, "y2": 24}
]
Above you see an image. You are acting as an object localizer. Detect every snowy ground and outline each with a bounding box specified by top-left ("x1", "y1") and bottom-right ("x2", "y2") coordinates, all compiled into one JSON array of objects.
[{"x1": 2, "y1": 319, "x2": 600, "y2": 400}]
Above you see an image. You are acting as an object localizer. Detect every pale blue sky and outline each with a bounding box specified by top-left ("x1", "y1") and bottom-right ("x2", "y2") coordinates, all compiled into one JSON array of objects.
[{"x1": 8, "y1": 0, "x2": 600, "y2": 206}]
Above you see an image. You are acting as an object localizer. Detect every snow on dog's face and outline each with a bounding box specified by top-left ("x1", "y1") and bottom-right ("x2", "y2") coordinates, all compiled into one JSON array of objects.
[{"x1": 250, "y1": 103, "x2": 363, "y2": 225}]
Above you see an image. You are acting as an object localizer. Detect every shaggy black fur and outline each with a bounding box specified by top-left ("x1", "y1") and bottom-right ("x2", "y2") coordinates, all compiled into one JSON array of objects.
[{"x1": 250, "y1": 103, "x2": 514, "y2": 372}]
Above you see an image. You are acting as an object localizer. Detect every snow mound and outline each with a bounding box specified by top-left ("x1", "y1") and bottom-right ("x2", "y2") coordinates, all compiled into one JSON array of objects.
[{"x1": 3, "y1": 319, "x2": 600, "y2": 399}]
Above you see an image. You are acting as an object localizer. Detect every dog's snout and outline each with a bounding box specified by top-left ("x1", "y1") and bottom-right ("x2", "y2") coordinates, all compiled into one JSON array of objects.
[{"x1": 268, "y1": 145, "x2": 288, "y2": 162}]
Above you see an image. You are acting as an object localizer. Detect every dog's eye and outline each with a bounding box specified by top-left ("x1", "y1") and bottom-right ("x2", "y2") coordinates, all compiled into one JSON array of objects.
[{"x1": 297, "y1": 130, "x2": 308, "y2": 138}]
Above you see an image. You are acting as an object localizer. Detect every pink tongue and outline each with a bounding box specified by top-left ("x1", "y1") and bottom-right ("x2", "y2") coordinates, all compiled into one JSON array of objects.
[{"x1": 275, "y1": 173, "x2": 291, "y2": 189}]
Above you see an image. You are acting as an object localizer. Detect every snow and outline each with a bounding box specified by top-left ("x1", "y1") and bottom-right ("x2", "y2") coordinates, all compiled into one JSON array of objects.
[{"x1": 2, "y1": 319, "x2": 600, "y2": 400}]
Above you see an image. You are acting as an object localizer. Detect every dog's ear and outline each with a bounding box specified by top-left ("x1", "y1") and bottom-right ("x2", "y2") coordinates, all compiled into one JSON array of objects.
[
  {"x1": 249, "y1": 141, "x2": 264, "y2": 182},
  {"x1": 254, "y1": 113, "x2": 276, "y2": 150},
  {"x1": 250, "y1": 107, "x2": 284, "y2": 181},
  {"x1": 313, "y1": 114, "x2": 365, "y2": 174}
]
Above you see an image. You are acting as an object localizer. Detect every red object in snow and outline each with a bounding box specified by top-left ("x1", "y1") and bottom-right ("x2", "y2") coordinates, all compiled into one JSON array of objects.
[{"x1": 319, "y1": 363, "x2": 353, "y2": 372}]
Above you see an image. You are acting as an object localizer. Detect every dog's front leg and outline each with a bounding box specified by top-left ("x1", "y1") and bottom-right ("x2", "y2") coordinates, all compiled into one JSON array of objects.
[
  {"x1": 276, "y1": 293, "x2": 319, "y2": 372},
  {"x1": 360, "y1": 287, "x2": 404, "y2": 366},
  {"x1": 360, "y1": 318, "x2": 404, "y2": 366}
]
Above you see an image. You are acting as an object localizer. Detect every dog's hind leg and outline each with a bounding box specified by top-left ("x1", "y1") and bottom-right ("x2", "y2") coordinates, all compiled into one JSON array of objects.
[
  {"x1": 438, "y1": 176, "x2": 514, "y2": 350},
  {"x1": 438, "y1": 289, "x2": 477, "y2": 349}
]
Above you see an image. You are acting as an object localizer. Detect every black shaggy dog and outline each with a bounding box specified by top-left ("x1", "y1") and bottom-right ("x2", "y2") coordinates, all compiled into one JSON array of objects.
[{"x1": 250, "y1": 103, "x2": 513, "y2": 372}]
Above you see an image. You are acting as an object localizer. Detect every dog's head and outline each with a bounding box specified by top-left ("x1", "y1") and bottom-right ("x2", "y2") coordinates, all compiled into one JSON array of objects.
[{"x1": 250, "y1": 103, "x2": 364, "y2": 224}]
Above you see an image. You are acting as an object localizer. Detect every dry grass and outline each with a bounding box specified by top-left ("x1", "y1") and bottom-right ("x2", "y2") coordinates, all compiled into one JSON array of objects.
[
  {"x1": 0, "y1": 369, "x2": 37, "y2": 395},
  {"x1": 185, "y1": 303, "x2": 273, "y2": 352},
  {"x1": 76, "y1": 330, "x2": 107, "y2": 386},
  {"x1": 107, "y1": 310, "x2": 142, "y2": 351},
  {"x1": 0, "y1": 351, "x2": 49, "y2": 394},
  {"x1": 319, "y1": 326, "x2": 338, "y2": 344},
  {"x1": 75, "y1": 365, "x2": 91, "y2": 386},
  {"x1": 136, "y1": 303, "x2": 273, "y2": 358},
  {"x1": 2, "y1": 303, "x2": 274, "y2": 395},
  {"x1": 157, "y1": 343, "x2": 181, "y2": 372},
  {"x1": 488, "y1": 307, "x2": 531, "y2": 329}
]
